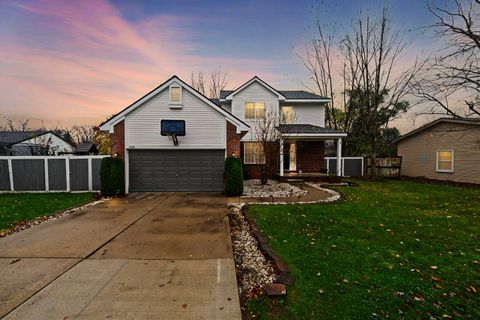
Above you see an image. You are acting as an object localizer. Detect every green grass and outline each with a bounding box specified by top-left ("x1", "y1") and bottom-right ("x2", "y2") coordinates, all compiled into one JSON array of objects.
[
  {"x1": 0, "y1": 193, "x2": 94, "y2": 231},
  {"x1": 247, "y1": 180, "x2": 480, "y2": 319}
]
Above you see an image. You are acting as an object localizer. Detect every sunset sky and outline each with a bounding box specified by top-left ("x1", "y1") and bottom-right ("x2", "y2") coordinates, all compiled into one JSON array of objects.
[{"x1": 0, "y1": 0, "x2": 440, "y2": 131}]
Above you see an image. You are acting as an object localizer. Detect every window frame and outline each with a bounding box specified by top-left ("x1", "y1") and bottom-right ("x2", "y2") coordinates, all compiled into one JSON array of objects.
[
  {"x1": 436, "y1": 149, "x2": 454, "y2": 173},
  {"x1": 243, "y1": 142, "x2": 266, "y2": 164},
  {"x1": 281, "y1": 106, "x2": 295, "y2": 123},
  {"x1": 244, "y1": 102, "x2": 265, "y2": 120},
  {"x1": 169, "y1": 85, "x2": 182, "y2": 106}
]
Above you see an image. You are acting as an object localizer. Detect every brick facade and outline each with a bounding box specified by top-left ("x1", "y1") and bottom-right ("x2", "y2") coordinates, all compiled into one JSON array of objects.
[
  {"x1": 110, "y1": 120, "x2": 125, "y2": 160},
  {"x1": 241, "y1": 142, "x2": 279, "y2": 179},
  {"x1": 226, "y1": 121, "x2": 242, "y2": 157},
  {"x1": 296, "y1": 141, "x2": 325, "y2": 173}
]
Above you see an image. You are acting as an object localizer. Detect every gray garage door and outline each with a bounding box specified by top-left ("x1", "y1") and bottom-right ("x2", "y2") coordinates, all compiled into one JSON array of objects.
[{"x1": 129, "y1": 149, "x2": 225, "y2": 192}]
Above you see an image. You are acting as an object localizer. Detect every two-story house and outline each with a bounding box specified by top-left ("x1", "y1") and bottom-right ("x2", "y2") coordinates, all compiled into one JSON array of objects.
[
  {"x1": 215, "y1": 76, "x2": 346, "y2": 179},
  {"x1": 100, "y1": 75, "x2": 346, "y2": 193}
]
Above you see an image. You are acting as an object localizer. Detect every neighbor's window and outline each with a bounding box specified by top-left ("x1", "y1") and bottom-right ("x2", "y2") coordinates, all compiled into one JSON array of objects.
[
  {"x1": 244, "y1": 142, "x2": 266, "y2": 164},
  {"x1": 436, "y1": 150, "x2": 454, "y2": 172},
  {"x1": 170, "y1": 86, "x2": 182, "y2": 104},
  {"x1": 245, "y1": 102, "x2": 265, "y2": 120},
  {"x1": 281, "y1": 106, "x2": 295, "y2": 123}
]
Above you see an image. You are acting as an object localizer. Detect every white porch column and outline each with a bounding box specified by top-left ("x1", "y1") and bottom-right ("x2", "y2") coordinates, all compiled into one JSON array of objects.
[
  {"x1": 336, "y1": 138, "x2": 342, "y2": 176},
  {"x1": 279, "y1": 138, "x2": 284, "y2": 177}
]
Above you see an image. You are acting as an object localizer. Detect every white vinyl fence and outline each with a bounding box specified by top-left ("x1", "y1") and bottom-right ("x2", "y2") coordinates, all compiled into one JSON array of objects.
[
  {"x1": 324, "y1": 157, "x2": 364, "y2": 177},
  {"x1": 0, "y1": 155, "x2": 109, "y2": 193}
]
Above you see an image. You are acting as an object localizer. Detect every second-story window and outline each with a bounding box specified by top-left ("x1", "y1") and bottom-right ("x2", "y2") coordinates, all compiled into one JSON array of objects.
[
  {"x1": 281, "y1": 106, "x2": 295, "y2": 123},
  {"x1": 245, "y1": 102, "x2": 265, "y2": 120}
]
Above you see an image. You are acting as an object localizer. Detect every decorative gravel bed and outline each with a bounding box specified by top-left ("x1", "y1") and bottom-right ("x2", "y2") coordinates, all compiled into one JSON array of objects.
[
  {"x1": 228, "y1": 203, "x2": 277, "y2": 305},
  {"x1": 242, "y1": 179, "x2": 307, "y2": 198}
]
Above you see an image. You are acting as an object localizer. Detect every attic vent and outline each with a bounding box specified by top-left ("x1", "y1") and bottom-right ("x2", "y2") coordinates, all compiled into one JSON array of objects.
[{"x1": 170, "y1": 86, "x2": 182, "y2": 105}]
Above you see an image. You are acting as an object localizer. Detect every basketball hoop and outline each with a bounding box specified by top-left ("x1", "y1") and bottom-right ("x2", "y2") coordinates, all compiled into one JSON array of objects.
[
  {"x1": 161, "y1": 119, "x2": 185, "y2": 147},
  {"x1": 167, "y1": 133, "x2": 179, "y2": 146}
]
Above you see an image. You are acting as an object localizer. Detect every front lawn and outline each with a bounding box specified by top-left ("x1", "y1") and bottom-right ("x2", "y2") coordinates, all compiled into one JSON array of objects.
[
  {"x1": 0, "y1": 193, "x2": 94, "y2": 231},
  {"x1": 248, "y1": 180, "x2": 480, "y2": 319}
]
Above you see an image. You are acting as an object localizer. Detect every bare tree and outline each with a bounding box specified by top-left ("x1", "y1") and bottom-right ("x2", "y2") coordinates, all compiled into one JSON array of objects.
[
  {"x1": 340, "y1": 5, "x2": 423, "y2": 174},
  {"x1": 3, "y1": 118, "x2": 30, "y2": 131},
  {"x1": 190, "y1": 71, "x2": 207, "y2": 95},
  {"x1": 209, "y1": 70, "x2": 229, "y2": 99},
  {"x1": 250, "y1": 109, "x2": 283, "y2": 184},
  {"x1": 298, "y1": 18, "x2": 338, "y2": 129},
  {"x1": 71, "y1": 125, "x2": 96, "y2": 145},
  {"x1": 410, "y1": 0, "x2": 480, "y2": 118},
  {"x1": 191, "y1": 70, "x2": 229, "y2": 98}
]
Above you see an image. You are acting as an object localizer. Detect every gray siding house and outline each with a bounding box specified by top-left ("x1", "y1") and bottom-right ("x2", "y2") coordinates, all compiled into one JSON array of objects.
[{"x1": 100, "y1": 75, "x2": 347, "y2": 193}]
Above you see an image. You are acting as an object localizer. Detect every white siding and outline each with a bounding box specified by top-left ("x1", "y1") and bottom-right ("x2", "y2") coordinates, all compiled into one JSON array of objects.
[
  {"x1": 230, "y1": 82, "x2": 279, "y2": 142},
  {"x1": 126, "y1": 82, "x2": 226, "y2": 149},
  {"x1": 287, "y1": 103, "x2": 326, "y2": 127}
]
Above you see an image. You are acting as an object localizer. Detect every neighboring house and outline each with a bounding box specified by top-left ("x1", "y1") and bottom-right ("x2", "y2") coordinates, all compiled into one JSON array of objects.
[
  {"x1": 0, "y1": 131, "x2": 75, "y2": 156},
  {"x1": 396, "y1": 118, "x2": 480, "y2": 184},
  {"x1": 100, "y1": 75, "x2": 346, "y2": 193},
  {"x1": 74, "y1": 143, "x2": 99, "y2": 155}
]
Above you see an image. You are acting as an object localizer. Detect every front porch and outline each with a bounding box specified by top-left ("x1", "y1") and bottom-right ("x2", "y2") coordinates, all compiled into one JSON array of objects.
[
  {"x1": 277, "y1": 172, "x2": 343, "y2": 183},
  {"x1": 277, "y1": 124, "x2": 347, "y2": 178}
]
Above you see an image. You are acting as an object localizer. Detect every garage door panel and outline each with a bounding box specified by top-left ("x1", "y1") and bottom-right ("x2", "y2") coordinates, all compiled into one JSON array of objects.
[{"x1": 129, "y1": 150, "x2": 225, "y2": 192}]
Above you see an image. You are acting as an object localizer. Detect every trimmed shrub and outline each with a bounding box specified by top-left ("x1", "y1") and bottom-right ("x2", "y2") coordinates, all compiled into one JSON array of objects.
[
  {"x1": 224, "y1": 156, "x2": 244, "y2": 196},
  {"x1": 100, "y1": 157, "x2": 112, "y2": 196},
  {"x1": 100, "y1": 157, "x2": 125, "y2": 197},
  {"x1": 110, "y1": 157, "x2": 125, "y2": 196}
]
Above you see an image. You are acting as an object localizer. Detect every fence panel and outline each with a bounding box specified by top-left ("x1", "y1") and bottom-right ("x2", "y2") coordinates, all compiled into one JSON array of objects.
[
  {"x1": 12, "y1": 159, "x2": 45, "y2": 191},
  {"x1": 0, "y1": 155, "x2": 109, "y2": 193},
  {"x1": 366, "y1": 157, "x2": 402, "y2": 178},
  {"x1": 343, "y1": 158, "x2": 363, "y2": 176},
  {"x1": 0, "y1": 160, "x2": 10, "y2": 191},
  {"x1": 325, "y1": 157, "x2": 364, "y2": 177},
  {"x1": 48, "y1": 159, "x2": 67, "y2": 191},
  {"x1": 70, "y1": 159, "x2": 89, "y2": 191}
]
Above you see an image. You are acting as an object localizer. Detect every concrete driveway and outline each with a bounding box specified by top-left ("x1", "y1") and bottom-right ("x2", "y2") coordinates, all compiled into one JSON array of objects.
[{"x1": 0, "y1": 193, "x2": 240, "y2": 319}]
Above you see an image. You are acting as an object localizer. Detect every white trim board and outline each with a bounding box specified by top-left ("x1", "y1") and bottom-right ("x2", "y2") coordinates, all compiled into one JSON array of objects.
[{"x1": 225, "y1": 76, "x2": 286, "y2": 100}]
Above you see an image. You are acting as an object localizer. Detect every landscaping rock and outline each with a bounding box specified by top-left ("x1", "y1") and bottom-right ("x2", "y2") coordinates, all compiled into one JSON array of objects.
[
  {"x1": 277, "y1": 272, "x2": 295, "y2": 285},
  {"x1": 242, "y1": 179, "x2": 307, "y2": 198},
  {"x1": 273, "y1": 260, "x2": 290, "y2": 273},
  {"x1": 228, "y1": 205, "x2": 277, "y2": 300},
  {"x1": 264, "y1": 283, "x2": 286, "y2": 296}
]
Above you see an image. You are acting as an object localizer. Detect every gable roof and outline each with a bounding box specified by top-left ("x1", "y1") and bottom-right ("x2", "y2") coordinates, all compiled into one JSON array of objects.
[
  {"x1": 0, "y1": 130, "x2": 73, "y2": 147},
  {"x1": 223, "y1": 76, "x2": 286, "y2": 100},
  {"x1": 219, "y1": 77, "x2": 330, "y2": 102},
  {"x1": 220, "y1": 90, "x2": 329, "y2": 100},
  {"x1": 0, "y1": 131, "x2": 46, "y2": 146},
  {"x1": 75, "y1": 142, "x2": 98, "y2": 154},
  {"x1": 396, "y1": 117, "x2": 480, "y2": 143},
  {"x1": 99, "y1": 75, "x2": 249, "y2": 132}
]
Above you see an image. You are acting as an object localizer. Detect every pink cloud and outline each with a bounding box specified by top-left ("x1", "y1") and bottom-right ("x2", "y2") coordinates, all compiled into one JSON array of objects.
[{"x1": 0, "y1": 0, "x2": 287, "y2": 127}]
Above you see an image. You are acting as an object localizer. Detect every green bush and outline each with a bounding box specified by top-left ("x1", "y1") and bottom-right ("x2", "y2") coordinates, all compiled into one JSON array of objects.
[
  {"x1": 100, "y1": 157, "x2": 125, "y2": 197},
  {"x1": 224, "y1": 156, "x2": 244, "y2": 196},
  {"x1": 100, "y1": 157, "x2": 112, "y2": 196}
]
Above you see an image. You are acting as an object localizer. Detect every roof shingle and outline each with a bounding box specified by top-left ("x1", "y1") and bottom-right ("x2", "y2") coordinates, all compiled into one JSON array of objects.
[
  {"x1": 220, "y1": 90, "x2": 328, "y2": 100},
  {"x1": 277, "y1": 124, "x2": 345, "y2": 134}
]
